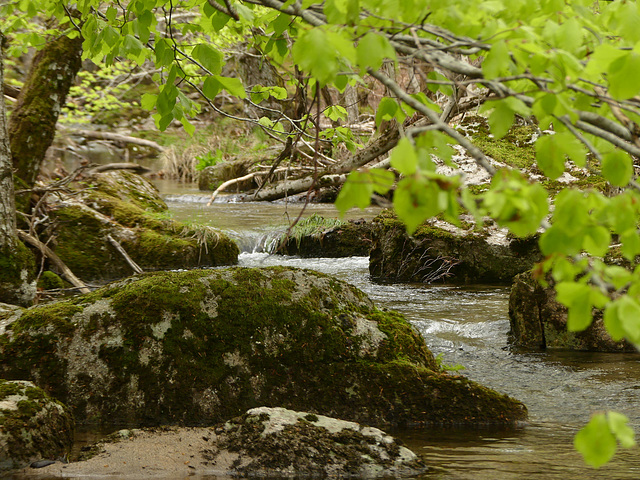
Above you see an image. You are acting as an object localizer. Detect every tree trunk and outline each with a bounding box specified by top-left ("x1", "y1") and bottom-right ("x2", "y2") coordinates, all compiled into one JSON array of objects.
[
  {"x1": 9, "y1": 33, "x2": 83, "y2": 208},
  {"x1": 0, "y1": 33, "x2": 35, "y2": 306}
]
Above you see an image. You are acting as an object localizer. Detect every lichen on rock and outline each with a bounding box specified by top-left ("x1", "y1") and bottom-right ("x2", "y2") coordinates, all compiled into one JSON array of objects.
[
  {"x1": 0, "y1": 266, "x2": 527, "y2": 428},
  {"x1": 0, "y1": 380, "x2": 74, "y2": 472},
  {"x1": 206, "y1": 406, "x2": 427, "y2": 477}
]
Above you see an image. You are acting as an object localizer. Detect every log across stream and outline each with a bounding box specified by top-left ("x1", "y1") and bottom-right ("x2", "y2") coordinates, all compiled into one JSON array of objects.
[{"x1": 159, "y1": 185, "x2": 640, "y2": 479}]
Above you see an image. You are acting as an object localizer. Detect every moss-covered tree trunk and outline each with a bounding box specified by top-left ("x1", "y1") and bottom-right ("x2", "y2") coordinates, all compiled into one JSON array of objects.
[
  {"x1": 0, "y1": 33, "x2": 35, "y2": 306},
  {"x1": 8, "y1": 33, "x2": 82, "y2": 208}
]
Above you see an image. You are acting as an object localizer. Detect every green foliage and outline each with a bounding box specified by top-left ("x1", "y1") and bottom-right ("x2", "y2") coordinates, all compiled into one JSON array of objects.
[
  {"x1": 574, "y1": 412, "x2": 636, "y2": 468},
  {"x1": 7, "y1": 0, "x2": 640, "y2": 469},
  {"x1": 434, "y1": 353, "x2": 466, "y2": 373},
  {"x1": 195, "y1": 149, "x2": 225, "y2": 171}
]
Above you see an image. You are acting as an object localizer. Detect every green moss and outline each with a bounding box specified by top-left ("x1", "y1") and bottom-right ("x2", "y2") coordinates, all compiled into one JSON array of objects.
[
  {"x1": 458, "y1": 116, "x2": 537, "y2": 170},
  {"x1": 0, "y1": 267, "x2": 526, "y2": 427},
  {"x1": 9, "y1": 302, "x2": 81, "y2": 336},
  {"x1": 0, "y1": 241, "x2": 36, "y2": 285},
  {"x1": 37, "y1": 271, "x2": 66, "y2": 290}
]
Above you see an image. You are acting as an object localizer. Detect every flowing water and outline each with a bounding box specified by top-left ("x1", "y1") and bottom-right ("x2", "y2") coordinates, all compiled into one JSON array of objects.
[
  {"x1": 160, "y1": 185, "x2": 640, "y2": 479},
  {"x1": 18, "y1": 183, "x2": 640, "y2": 479}
]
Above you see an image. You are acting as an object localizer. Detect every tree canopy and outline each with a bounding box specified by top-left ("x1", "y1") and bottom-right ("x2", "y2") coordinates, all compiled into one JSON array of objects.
[{"x1": 2, "y1": 0, "x2": 640, "y2": 467}]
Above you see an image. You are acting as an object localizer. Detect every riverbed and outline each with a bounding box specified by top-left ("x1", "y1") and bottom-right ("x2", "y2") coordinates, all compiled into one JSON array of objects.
[
  {"x1": 14, "y1": 181, "x2": 640, "y2": 480},
  {"x1": 157, "y1": 184, "x2": 640, "y2": 479}
]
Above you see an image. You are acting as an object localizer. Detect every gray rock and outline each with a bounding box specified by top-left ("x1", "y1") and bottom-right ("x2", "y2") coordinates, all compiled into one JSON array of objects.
[
  {"x1": 0, "y1": 267, "x2": 527, "y2": 428},
  {"x1": 205, "y1": 406, "x2": 428, "y2": 477},
  {"x1": 370, "y1": 213, "x2": 541, "y2": 284},
  {"x1": 0, "y1": 380, "x2": 74, "y2": 472},
  {"x1": 509, "y1": 271, "x2": 637, "y2": 352}
]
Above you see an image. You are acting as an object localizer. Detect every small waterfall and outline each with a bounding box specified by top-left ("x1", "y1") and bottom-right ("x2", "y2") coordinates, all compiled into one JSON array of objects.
[{"x1": 226, "y1": 228, "x2": 285, "y2": 254}]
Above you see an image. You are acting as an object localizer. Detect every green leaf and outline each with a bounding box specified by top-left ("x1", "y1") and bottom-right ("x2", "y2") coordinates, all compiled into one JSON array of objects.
[
  {"x1": 482, "y1": 40, "x2": 513, "y2": 79},
  {"x1": 192, "y1": 43, "x2": 223, "y2": 74},
  {"x1": 390, "y1": 138, "x2": 418, "y2": 176},
  {"x1": 601, "y1": 150, "x2": 633, "y2": 187},
  {"x1": 607, "y1": 411, "x2": 636, "y2": 449},
  {"x1": 140, "y1": 93, "x2": 157, "y2": 111},
  {"x1": 583, "y1": 226, "x2": 611, "y2": 257},
  {"x1": 202, "y1": 76, "x2": 221, "y2": 99},
  {"x1": 122, "y1": 34, "x2": 143, "y2": 61},
  {"x1": 357, "y1": 32, "x2": 395, "y2": 72},
  {"x1": 369, "y1": 168, "x2": 395, "y2": 194},
  {"x1": 181, "y1": 117, "x2": 195, "y2": 137},
  {"x1": 393, "y1": 177, "x2": 441, "y2": 234},
  {"x1": 620, "y1": 229, "x2": 640, "y2": 261},
  {"x1": 375, "y1": 97, "x2": 399, "y2": 128},
  {"x1": 335, "y1": 171, "x2": 374, "y2": 212},
  {"x1": 574, "y1": 413, "x2": 617, "y2": 468},
  {"x1": 325, "y1": 105, "x2": 348, "y2": 122},
  {"x1": 214, "y1": 76, "x2": 246, "y2": 98},
  {"x1": 536, "y1": 134, "x2": 565, "y2": 179},
  {"x1": 555, "y1": 282, "x2": 594, "y2": 331},
  {"x1": 155, "y1": 38, "x2": 174, "y2": 67},
  {"x1": 426, "y1": 71, "x2": 453, "y2": 96},
  {"x1": 487, "y1": 101, "x2": 515, "y2": 139},
  {"x1": 616, "y1": 295, "x2": 640, "y2": 343},
  {"x1": 604, "y1": 301, "x2": 627, "y2": 342},
  {"x1": 609, "y1": 52, "x2": 640, "y2": 100},
  {"x1": 292, "y1": 28, "x2": 341, "y2": 86}
]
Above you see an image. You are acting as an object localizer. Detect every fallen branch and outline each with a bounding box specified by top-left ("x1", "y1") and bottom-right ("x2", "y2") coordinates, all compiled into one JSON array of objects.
[
  {"x1": 17, "y1": 230, "x2": 91, "y2": 294},
  {"x1": 106, "y1": 234, "x2": 143, "y2": 274},
  {"x1": 207, "y1": 172, "x2": 258, "y2": 206},
  {"x1": 64, "y1": 129, "x2": 165, "y2": 152},
  {"x1": 89, "y1": 163, "x2": 152, "y2": 175}
]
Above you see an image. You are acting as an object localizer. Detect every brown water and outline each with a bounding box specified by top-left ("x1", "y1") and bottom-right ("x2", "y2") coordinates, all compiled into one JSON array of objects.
[{"x1": 16, "y1": 184, "x2": 640, "y2": 479}]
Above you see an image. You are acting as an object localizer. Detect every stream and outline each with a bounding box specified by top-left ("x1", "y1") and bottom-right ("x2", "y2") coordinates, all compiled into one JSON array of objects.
[{"x1": 156, "y1": 182, "x2": 640, "y2": 479}]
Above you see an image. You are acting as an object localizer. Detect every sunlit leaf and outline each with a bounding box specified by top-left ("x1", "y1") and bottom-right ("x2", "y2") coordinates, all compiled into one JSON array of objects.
[{"x1": 574, "y1": 413, "x2": 617, "y2": 468}]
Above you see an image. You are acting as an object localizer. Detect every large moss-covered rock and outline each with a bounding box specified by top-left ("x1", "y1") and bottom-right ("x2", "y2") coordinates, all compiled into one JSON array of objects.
[
  {"x1": 46, "y1": 171, "x2": 238, "y2": 281},
  {"x1": 276, "y1": 215, "x2": 374, "y2": 257},
  {"x1": 0, "y1": 380, "x2": 74, "y2": 472},
  {"x1": 509, "y1": 271, "x2": 636, "y2": 352},
  {"x1": 0, "y1": 267, "x2": 526, "y2": 428},
  {"x1": 370, "y1": 212, "x2": 541, "y2": 284}
]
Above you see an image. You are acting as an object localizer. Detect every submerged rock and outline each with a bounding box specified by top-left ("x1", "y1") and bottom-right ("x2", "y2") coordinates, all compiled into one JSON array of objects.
[
  {"x1": 509, "y1": 272, "x2": 636, "y2": 352},
  {"x1": 0, "y1": 267, "x2": 526, "y2": 427},
  {"x1": 370, "y1": 212, "x2": 541, "y2": 284},
  {"x1": 276, "y1": 215, "x2": 374, "y2": 257},
  {"x1": 46, "y1": 170, "x2": 238, "y2": 281},
  {"x1": 0, "y1": 380, "x2": 74, "y2": 472}
]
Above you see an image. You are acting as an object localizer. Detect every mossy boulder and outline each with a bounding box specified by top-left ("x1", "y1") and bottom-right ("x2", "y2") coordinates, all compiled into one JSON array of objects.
[
  {"x1": 206, "y1": 406, "x2": 427, "y2": 477},
  {"x1": 45, "y1": 171, "x2": 238, "y2": 281},
  {"x1": 509, "y1": 271, "x2": 637, "y2": 352},
  {"x1": 0, "y1": 380, "x2": 74, "y2": 472},
  {"x1": 369, "y1": 212, "x2": 541, "y2": 284},
  {"x1": 276, "y1": 215, "x2": 374, "y2": 257},
  {"x1": 0, "y1": 267, "x2": 526, "y2": 428}
]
